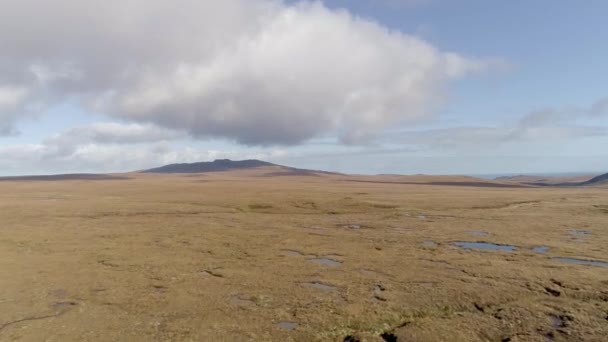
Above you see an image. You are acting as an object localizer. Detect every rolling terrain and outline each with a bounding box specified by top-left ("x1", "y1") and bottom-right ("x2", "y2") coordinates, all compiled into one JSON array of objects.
[
  {"x1": 495, "y1": 173, "x2": 608, "y2": 187},
  {"x1": 0, "y1": 162, "x2": 607, "y2": 341}
]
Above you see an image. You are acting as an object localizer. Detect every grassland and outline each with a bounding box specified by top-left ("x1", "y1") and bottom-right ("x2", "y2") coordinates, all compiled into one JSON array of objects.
[{"x1": 0, "y1": 169, "x2": 607, "y2": 341}]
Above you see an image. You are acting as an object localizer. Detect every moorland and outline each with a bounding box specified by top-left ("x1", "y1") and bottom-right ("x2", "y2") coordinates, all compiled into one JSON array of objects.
[{"x1": 0, "y1": 162, "x2": 607, "y2": 341}]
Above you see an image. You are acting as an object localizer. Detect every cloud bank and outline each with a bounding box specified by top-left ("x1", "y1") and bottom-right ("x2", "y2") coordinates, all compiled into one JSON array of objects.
[
  {"x1": 0, "y1": 0, "x2": 490, "y2": 145},
  {"x1": 387, "y1": 96, "x2": 608, "y2": 148},
  {"x1": 0, "y1": 123, "x2": 287, "y2": 175}
]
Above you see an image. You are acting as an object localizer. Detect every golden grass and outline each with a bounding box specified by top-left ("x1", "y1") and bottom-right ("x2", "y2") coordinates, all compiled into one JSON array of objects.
[{"x1": 0, "y1": 171, "x2": 607, "y2": 341}]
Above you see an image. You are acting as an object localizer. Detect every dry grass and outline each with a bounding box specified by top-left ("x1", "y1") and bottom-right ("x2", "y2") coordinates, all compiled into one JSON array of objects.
[{"x1": 0, "y1": 171, "x2": 607, "y2": 341}]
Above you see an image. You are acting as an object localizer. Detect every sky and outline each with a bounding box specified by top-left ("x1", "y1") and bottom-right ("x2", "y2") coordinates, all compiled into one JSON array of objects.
[{"x1": 0, "y1": 0, "x2": 607, "y2": 176}]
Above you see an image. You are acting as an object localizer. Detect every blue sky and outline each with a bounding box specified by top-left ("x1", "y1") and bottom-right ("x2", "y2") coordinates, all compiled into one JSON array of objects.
[{"x1": 0, "y1": 0, "x2": 607, "y2": 175}]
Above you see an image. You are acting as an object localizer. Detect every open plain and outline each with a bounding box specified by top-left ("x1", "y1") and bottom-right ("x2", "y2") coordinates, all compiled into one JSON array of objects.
[{"x1": 0, "y1": 168, "x2": 607, "y2": 341}]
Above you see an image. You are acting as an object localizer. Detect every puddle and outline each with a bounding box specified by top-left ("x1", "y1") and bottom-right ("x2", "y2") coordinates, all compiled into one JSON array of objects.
[
  {"x1": 230, "y1": 296, "x2": 255, "y2": 307},
  {"x1": 549, "y1": 315, "x2": 564, "y2": 329},
  {"x1": 421, "y1": 240, "x2": 438, "y2": 248},
  {"x1": 568, "y1": 230, "x2": 592, "y2": 236},
  {"x1": 309, "y1": 258, "x2": 342, "y2": 267},
  {"x1": 360, "y1": 269, "x2": 383, "y2": 277},
  {"x1": 308, "y1": 225, "x2": 325, "y2": 230},
  {"x1": 467, "y1": 231, "x2": 489, "y2": 236},
  {"x1": 324, "y1": 253, "x2": 344, "y2": 258},
  {"x1": 373, "y1": 284, "x2": 387, "y2": 302},
  {"x1": 545, "y1": 314, "x2": 571, "y2": 341},
  {"x1": 418, "y1": 215, "x2": 427, "y2": 219},
  {"x1": 301, "y1": 281, "x2": 338, "y2": 292},
  {"x1": 452, "y1": 241, "x2": 517, "y2": 252},
  {"x1": 553, "y1": 257, "x2": 608, "y2": 268},
  {"x1": 281, "y1": 250, "x2": 304, "y2": 257},
  {"x1": 275, "y1": 321, "x2": 298, "y2": 330},
  {"x1": 344, "y1": 224, "x2": 361, "y2": 229},
  {"x1": 52, "y1": 301, "x2": 78, "y2": 310},
  {"x1": 533, "y1": 246, "x2": 550, "y2": 253}
]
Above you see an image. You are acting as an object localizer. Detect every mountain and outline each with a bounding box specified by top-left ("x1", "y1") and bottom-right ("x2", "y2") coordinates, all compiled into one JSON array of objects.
[{"x1": 141, "y1": 159, "x2": 339, "y2": 176}]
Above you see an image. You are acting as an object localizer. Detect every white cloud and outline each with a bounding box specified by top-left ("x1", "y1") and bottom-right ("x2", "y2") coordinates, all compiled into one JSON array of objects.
[
  {"x1": 384, "y1": 123, "x2": 608, "y2": 150},
  {"x1": 0, "y1": 0, "x2": 492, "y2": 145},
  {"x1": 324, "y1": 0, "x2": 434, "y2": 9},
  {"x1": 0, "y1": 87, "x2": 26, "y2": 109},
  {"x1": 590, "y1": 97, "x2": 608, "y2": 117},
  {"x1": 517, "y1": 96, "x2": 608, "y2": 128},
  {"x1": 387, "y1": 97, "x2": 608, "y2": 149},
  {"x1": 46, "y1": 123, "x2": 183, "y2": 146},
  {"x1": 0, "y1": 86, "x2": 28, "y2": 134},
  {"x1": 0, "y1": 122, "x2": 287, "y2": 175}
]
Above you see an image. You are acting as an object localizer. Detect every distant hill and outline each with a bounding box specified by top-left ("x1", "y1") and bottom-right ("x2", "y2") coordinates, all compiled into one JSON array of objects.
[
  {"x1": 141, "y1": 159, "x2": 339, "y2": 176},
  {"x1": 0, "y1": 174, "x2": 129, "y2": 181},
  {"x1": 495, "y1": 175, "x2": 547, "y2": 182},
  {"x1": 142, "y1": 159, "x2": 275, "y2": 173},
  {"x1": 494, "y1": 174, "x2": 597, "y2": 184},
  {"x1": 515, "y1": 172, "x2": 608, "y2": 187},
  {"x1": 494, "y1": 173, "x2": 608, "y2": 187},
  {"x1": 580, "y1": 172, "x2": 608, "y2": 186}
]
